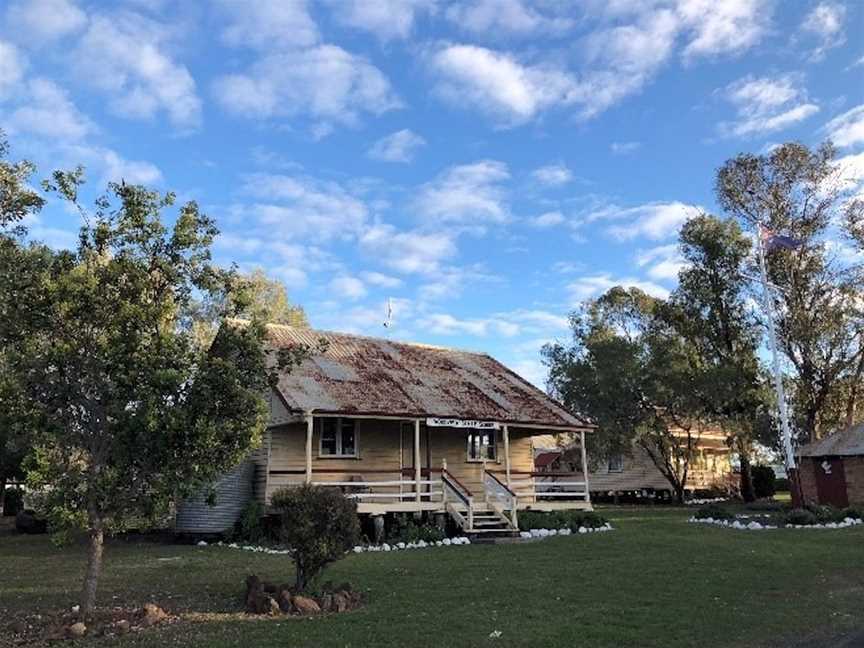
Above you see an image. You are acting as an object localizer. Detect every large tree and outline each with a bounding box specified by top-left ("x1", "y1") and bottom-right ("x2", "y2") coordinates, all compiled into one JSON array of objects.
[
  {"x1": 657, "y1": 214, "x2": 771, "y2": 500},
  {"x1": 0, "y1": 132, "x2": 47, "y2": 510},
  {"x1": 716, "y1": 142, "x2": 864, "y2": 442},
  {"x1": 190, "y1": 268, "x2": 308, "y2": 349},
  {"x1": 544, "y1": 287, "x2": 708, "y2": 503},
  {"x1": 6, "y1": 169, "x2": 292, "y2": 615}
]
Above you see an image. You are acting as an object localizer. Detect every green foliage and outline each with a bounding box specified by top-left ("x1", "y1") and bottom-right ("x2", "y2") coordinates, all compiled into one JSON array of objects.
[
  {"x1": 0, "y1": 131, "x2": 45, "y2": 234},
  {"x1": 841, "y1": 507, "x2": 863, "y2": 521},
  {"x1": 517, "y1": 510, "x2": 608, "y2": 531},
  {"x1": 751, "y1": 466, "x2": 777, "y2": 499},
  {"x1": 716, "y1": 142, "x2": 864, "y2": 442},
  {"x1": 234, "y1": 500, "x2": 267, "y2": 544},
  {"x1": 694, "y1": 505, "x2": 734, "y2": 520},
  {"x1": 0, "y1": 167, "x2": 303, "y2": 612},
  {"x1": 782, "y1": 508, "x2": 818, "y2": 526},
  {"x1": 271, "y1": 485, "x2": 360, "y2": 591},
  {"x1": 386, "y1": 515, "x2": 445, "y2": 544}
]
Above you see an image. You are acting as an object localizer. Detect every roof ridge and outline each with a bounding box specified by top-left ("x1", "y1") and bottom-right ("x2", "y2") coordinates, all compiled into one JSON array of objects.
[{"x1": 260, "y1": 320, "x2": 491, "y2": 356}]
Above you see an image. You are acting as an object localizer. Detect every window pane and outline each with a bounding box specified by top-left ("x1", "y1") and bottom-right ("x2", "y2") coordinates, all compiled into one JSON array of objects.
[
  {"x1": 340, "y1": 419, "x2": 356, "y2": 456},
  {"x1": 320, "y1": 419, "x2": 338, "y2": 455},
  {"x1": 468, "y1": 432, "x2": 496, "y2": 460}
]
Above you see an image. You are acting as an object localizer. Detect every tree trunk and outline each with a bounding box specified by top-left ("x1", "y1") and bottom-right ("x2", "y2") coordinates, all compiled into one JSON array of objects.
[
  {"x1": 739, "y1": 449, "x2": 755, "y2": 503},
  {"x1": 673, "y1": 484, "x2": 685, "y2": 505},
  {"x1": 80, "y1": 524, "x2": 104, "y2": 616},
  {"x1": 844, "y1": 351, "x2": 864, "y2": 427}
]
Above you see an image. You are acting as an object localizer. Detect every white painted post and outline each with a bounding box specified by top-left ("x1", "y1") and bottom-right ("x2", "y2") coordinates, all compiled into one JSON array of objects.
[
  {"x1": 305, "y1": 413, "x2": 313, "y2": 485},
  {"x1": 580, "y1": 430, "x2": 590, "y2": 503},
  {"x1": 502, "y1": 424, "x2": 511, "y2": 488},
  {"x1": 414, "y1": 419, "x2": 421, "y2": 503},
  {"x1": 441, "y1": 459, "x2": 448, "y2": 505}
]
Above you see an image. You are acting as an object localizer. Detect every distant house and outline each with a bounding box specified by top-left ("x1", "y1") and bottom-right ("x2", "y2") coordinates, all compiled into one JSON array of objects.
[
  {"x1": 177, "y1": 324, "x2": 595, "y2": 535},
  {"x1": 797, "y1": 422, "x2": 864, "y2": 508},
  {"x1": 533, "y1": 429, "x2": 735, "y2": 500}
]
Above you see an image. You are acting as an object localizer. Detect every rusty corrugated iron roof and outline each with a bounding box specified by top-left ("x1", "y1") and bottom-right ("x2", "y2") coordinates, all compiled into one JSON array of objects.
[
  {"x1": 798, "y1": 422, "x2": 864, "y2": 457},
  {"x1": 262, "y1": 323, "x2": 591, "y2": 430}
]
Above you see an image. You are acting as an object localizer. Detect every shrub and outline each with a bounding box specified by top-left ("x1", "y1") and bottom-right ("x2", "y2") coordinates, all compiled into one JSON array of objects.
[
  {"x1": 386, "y1": 515, "x2": 445, "y2": 544},
  {"x1": 517, "y1": 510, "x2": 608, "y2": 531},
  {"x1": 694, "y1": 504, "x2": 733, "y2": 521},
  {"x1": 804, "y1": 504, "x2": 846, "y2": 524},
  {"x1": 774, "y1": 477, "x2": 790, "y2": 492},
  {"x1": 783, "y1": 508, "x2": 818, "y2": 526},
  {"x1": 751, "y1": 466, "x2": 777, "y2": 499},
  {"x1": 744, "y1": 499, "x2": 788, "y2": 513},
  {"x1": 271, "y1": 485, "x2": 360, "y2": 591},
  {"x1": 841, "y1": 507, "x2": 863, "y2": 521},
  {"x1": 234, "y1": 499, "x2": 266, "y2": 543}
]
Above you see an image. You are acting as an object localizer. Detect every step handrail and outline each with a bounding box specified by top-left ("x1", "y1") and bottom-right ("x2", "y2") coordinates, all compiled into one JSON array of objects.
[
  {"x1": 482, "y1": 467, "x2": 518, "y2": 530},
  {"x1": 441, "y1": 463, "x2": 474, "y2": 530}
]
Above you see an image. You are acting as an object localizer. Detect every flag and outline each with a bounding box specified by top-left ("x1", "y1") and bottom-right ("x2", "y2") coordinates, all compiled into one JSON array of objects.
[{"x1": 760, "y1": 224, "x2": 803, "y2": 253}]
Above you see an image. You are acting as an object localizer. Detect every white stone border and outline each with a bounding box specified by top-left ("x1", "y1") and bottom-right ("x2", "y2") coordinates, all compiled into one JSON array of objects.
[
  {"x1": 689, "y1": 516, "x2": 863, "y2": 530},
  {"x1": 519, "y1": 523, "x2": 614, "y2": 539},
  {"x1": 351, "y1": 536, "x2": 471, "y2": 553},
  {"x1": 685, "y1": 497, "x2": 728, "y2": 506}
]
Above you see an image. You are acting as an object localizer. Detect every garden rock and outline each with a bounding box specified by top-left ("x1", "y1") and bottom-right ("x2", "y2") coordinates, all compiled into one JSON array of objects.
[
  {"x1": 267, "y1": 596, "x2": 281, "y2": 616},
  {"x1": 115, "y1": 620, "x2": 130, "y2": 635},
  {"x1": 292, "y1": 595, "x2": 321, "y2": 615},
  {"x1": 320, "y1": 593, "x2": 334, "y2": 613},
  {"x1": 277, "y1": 590, "x2": 294, "y2": 613},
  {"x1": 10, "y1": 620, "x2": 27, "y2": 635},
  {"x1": 67, "y1": 622, "x2": 87, "y2": 638},
  {"x1": 141, "y1": 603, "x2": 167, "y2": 627},
  {"x1": 333, "y1": 591, "x2": 350, "y2": 613}
]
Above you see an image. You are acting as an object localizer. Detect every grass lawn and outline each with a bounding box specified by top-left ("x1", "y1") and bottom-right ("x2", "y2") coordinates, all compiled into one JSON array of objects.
[{"x1": 2, "y1": 506, "x2": 862, "y2": 648}]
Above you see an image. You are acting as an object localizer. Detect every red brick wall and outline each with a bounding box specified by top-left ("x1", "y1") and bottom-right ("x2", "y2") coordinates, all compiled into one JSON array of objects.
[
  {"x1": 844, "y1": 457, "x2": 864, "y2": 506},
  {"x1": 798, "y1": 458, "x2": 819, "y2": 505}
]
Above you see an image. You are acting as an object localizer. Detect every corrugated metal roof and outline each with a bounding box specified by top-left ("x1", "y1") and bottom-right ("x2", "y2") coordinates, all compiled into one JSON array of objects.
[
  {"x1": 262, "y1": 323, "x2": 590, "y2": 430},
  {"x1": 798, "y1": 422, "x2": 864, "y2": 457}
]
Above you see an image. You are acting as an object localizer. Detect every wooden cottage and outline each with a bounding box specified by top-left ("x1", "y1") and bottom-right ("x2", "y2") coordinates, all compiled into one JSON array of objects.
[
  {"x1": 797, "y1": 422, "x2": 864, "y2": 508},
  {"x1": 242, "y1": 324, "x2": 595, "y2": 535},
  {"x1": 533, "y1": 429, "x2": 735, "y2": 500}
]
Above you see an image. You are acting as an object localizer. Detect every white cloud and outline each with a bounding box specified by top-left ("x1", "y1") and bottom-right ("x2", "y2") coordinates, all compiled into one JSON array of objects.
[
  {"x1": 0, "y1": 40, "x2": 25, "y2": 97},
  {"x1": 236, "y1": 173, "x2": 369, "y2": 242},
  {"x1": 635, "y1": 244, "x2": 686, "y2": 281},
  {"x1": 368, "y1": 129, "x2": 426, "y2": 163},
  {"x1": 217, "y1": 0, "x2": 319, "y2": 50},
  {"x1": 328, "y1": 0, "x2": 435, "y2": 41},
  {"x1": 833, "y1": 151, "x2": 864, "y2": 195},
  {"x1": 429, "y1": 44, "x2": 579, "y2": 125},
  {"x1": 677, "y1": 0, "x2": 772, "y2": 61},
  {"x1": 801, "y1": 2, "x2": 846, "y2": 58},
  {"x1": 531, "y1": 164, "x2": 572, "y2": 186},
  {"x1": 361, "y1": 271, "x2": 403, "y2": 288},
  {"x1": 359, "y1": 223, "x2": 456, "y2": 274},
  {"x1": 214, "y1": 45, "x2": 400, "y2": 132},
  {"x1": 824, "y1": 105, "x2": 864, "y2": 149},
  {"x1": 330, "y1": 275, "x2": 367, "y2": 300},
  {"x1": 73, "y1": 12, "x2": 201, "y2": 129},
  {"x1": 529, "y1": 211, "x2": 565, "y2": 228},
  {"x1": 415, "y1": 159, "x2": 510, "y2": 225},
  {"x1": 718, "y1": 75, "x2": 819, "y2": 138},
  {"x1": 5, "y1": 78, "x2": 94, "y2": 141},
  {"x1": 62, "y1": 144, "x2": 163, "y2": 186},
  {"x1": 583, "y1": 201, "x2": 702, "y2": 241},
  {"x1": 4, "y1": 0, "x2": 86, "y2": 46},
  {"x1": 425, "y1": 313, "x2": 520, "y2": 338},
  {"x1": 444, "y1": 0, "x2": 573, "y2": 37},
  {"x1": 567, "y1": 273, "x2": 670, "y2": 303},
  {"x1": 611, "y1": 141, "x2": 641, "y2": 155}
]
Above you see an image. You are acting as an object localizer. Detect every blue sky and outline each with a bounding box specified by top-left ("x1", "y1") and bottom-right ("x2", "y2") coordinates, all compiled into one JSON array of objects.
[{"x1": 2, "y1": 0, "x2": 863, "y2": 386}]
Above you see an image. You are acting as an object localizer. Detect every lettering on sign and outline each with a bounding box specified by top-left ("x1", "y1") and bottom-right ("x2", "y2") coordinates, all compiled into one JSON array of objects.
[{"x1": 426, "y1": 418, "x2": 500, "y2": 430}]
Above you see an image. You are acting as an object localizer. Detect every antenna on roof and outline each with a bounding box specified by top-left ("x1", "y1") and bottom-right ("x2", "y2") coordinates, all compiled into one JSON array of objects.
[{"x1": 383, "y1": 297, "x2": 393, "y2": 329}]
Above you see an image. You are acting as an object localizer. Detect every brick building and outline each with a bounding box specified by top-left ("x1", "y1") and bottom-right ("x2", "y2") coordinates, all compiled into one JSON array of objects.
[{"x1": 797, "y1": 422, "x2": 864, "y2": 508}]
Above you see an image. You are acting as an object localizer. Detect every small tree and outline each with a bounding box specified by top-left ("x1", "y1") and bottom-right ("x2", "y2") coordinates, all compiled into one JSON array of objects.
[
  {"x1": 271, "y1": 485, "x2": 360, "y2": 591},
  {"x1": 6, "y1": 169, "x2": 299, "y2": 616}
]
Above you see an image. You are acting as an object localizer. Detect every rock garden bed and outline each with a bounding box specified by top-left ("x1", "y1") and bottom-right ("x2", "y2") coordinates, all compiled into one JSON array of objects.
[
  {"x1": 689, "y1": 503, "x2": 863, "y2": 530},
  {"x1": 6, "y1": 603, "x2": 172, "y2": 643},
  {"x1": 244, "y1": 575, "x2": 363, "y2": 617}
]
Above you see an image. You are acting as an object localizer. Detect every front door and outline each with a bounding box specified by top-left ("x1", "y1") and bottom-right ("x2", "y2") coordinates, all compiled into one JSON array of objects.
[{"x1": 813, "y1": 456, "x2": 848, "y2": 508}]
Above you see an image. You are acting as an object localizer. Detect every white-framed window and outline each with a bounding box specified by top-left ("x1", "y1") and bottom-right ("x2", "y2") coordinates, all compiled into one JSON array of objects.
[
  {"x1": 316, "y1": 417, "x2": 358, "y2": 458},
  {"x1": 608, "y1": 453, "x2": 624, "y2": 472},
  {"x1": 467, "y1": 430, "x2": 497, "y2": 461}
]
